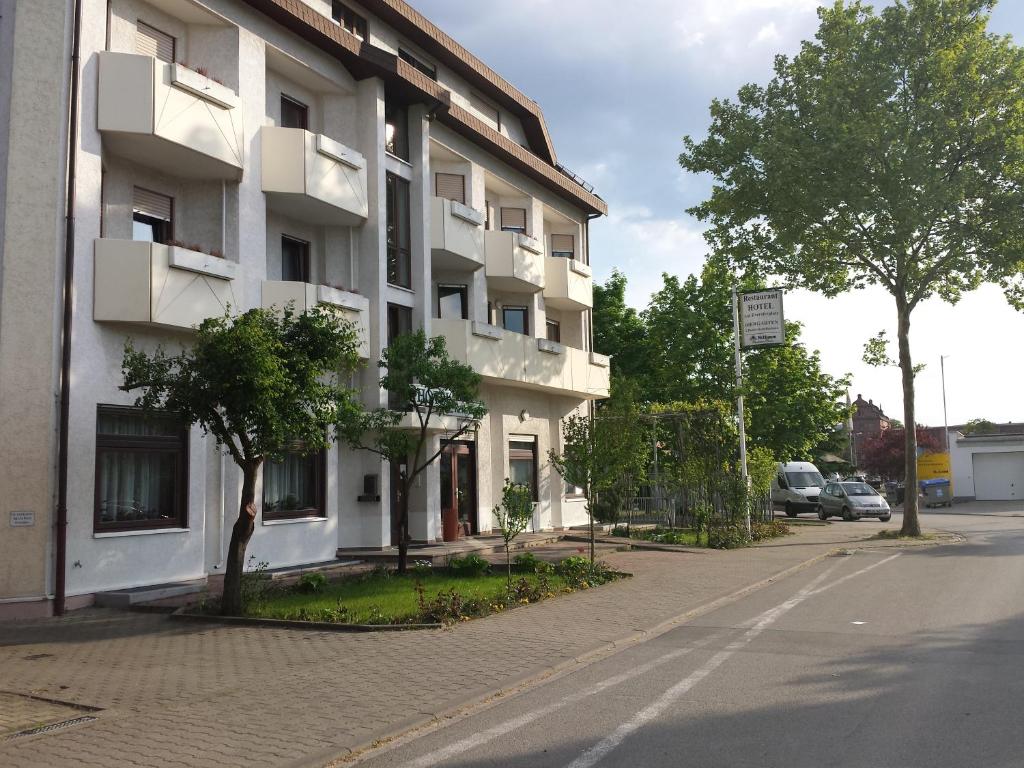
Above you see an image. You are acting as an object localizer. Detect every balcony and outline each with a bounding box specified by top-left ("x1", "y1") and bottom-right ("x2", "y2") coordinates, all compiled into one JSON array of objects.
[
  {"x1": 97, "y1": 52, "x2": 243, "y2": 180},
  {"x1": 484, "y1": 231, "x2": 544, "y2": 292},
  {"x1": 261, "y1": 127, "x2": 368, "y2": 226},
  {"x1": 434, "y1": 318, "x2": 609, "y2": 400},
  {"x1": 93, "y1": 239, "x2": 239, "y2": 330},
  {"x1": 261, "y1": 281, "x2": 370, "y2": 358},
  {"x1": 544, "y1": 257, "x2": 593, "y2": 310},
  {"x1": 431, "y1": 197, "x2": 485, "y2": 270}
]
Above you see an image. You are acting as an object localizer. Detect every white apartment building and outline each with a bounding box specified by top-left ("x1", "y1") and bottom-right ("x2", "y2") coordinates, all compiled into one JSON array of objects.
[{"x1": 0, "y1": 0, "x2": 608, "y2": 617}]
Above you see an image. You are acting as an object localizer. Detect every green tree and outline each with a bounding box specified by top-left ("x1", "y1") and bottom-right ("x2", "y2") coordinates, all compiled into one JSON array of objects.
[
  {"x1": 121, "y1": 308, "x2": 363, "y2": 615},
  {"x1": 681, "y1": 0, "x2": 1024, "y2": 535},
  {"x1": 592, "y1": 269, "x2": 650, "y2": 392},
  {"x1": 962, "y1": 418, "x2": 998, "y2": 435},
  {"x1": 493, "y1": 479, "x2": 535, "y2": 590},
  {"x1": 549, "y1": 394, "x2": 649, "y2": 564},
  {"x1": 338, "y1": 330, "x2": 486, "y2": 574}
]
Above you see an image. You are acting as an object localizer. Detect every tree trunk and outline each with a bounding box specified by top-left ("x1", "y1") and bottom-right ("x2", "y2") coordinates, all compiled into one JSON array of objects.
[
  {"x1": 505, "y1": 541, "x2": 512, "y2": 591},
  {"x1": 587, "y1": 490, "x2": 596, "y2": 565},
  {"x1": 896, "y1": 305, "x2": 921, "y2": 537},
  {"x1": 397, "y1": 470, "x2": 410, "y2": 574},
  {"x1": 221, "y1": 459, "x2": 261, "y2": 616}
]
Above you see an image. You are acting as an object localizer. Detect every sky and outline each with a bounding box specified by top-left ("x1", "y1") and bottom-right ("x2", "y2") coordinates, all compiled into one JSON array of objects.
[{"x1": 411, "y1": 0, "x2": 1024, "y2": 428}]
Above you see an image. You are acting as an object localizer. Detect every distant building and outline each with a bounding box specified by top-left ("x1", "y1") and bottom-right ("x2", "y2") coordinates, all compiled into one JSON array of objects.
[{"x1": 852, "y1": 394, "x2": 891, "y2": 439}]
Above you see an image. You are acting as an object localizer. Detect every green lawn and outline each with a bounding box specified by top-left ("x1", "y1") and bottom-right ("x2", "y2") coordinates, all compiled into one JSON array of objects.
[
  {"x1": 247, "y1": 570, "x2": 572, "y2": 625},
  {"x1": 613, "y1": 527, "x2": 701, "y2": 546}
]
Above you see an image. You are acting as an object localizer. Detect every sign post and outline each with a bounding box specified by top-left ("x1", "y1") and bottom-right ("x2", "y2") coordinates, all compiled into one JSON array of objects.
[{"x1": 732, "y1": 287, "x2": 786, "y2": 535}]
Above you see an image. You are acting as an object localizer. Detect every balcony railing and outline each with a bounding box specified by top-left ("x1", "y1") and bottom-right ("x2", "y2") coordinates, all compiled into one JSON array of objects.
[
  {"x1": 261, "y1": 281, "x2": 370, "y2": 358},
  {"x1": 93, "y1": 239, "x2": 239, "y2": 330},
  {"x1": 484, "y1": 231, "x2": 544, "y2": 292},
  {"x1": 431, "y1": 197, "x2": 485, "y2": 270},
  {"x1": 261, "y1": 127, "x2": 368, "y2": 226},
  {"x1": 544, "y1": 256, "x2": 593, "y2": 310},
  {"x1": 97, "y1": 52, "x2": 243, "y2": 180},
  {"x1": 433, "y1": 318, "x2": 609, "y2": 400}
]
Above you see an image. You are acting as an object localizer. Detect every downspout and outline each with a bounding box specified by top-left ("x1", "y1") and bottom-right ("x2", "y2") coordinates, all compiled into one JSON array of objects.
[{"x1": 55, "y1": 0, "x2": 84, "y2": 616}]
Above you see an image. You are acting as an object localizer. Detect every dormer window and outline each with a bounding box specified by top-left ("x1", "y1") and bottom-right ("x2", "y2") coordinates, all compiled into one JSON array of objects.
[
  {"x1": 399, "y1": 48, "x2": 437, "y2": 80},
  {"x1": 332, "y1": 1, "x2": 367, "y2": 40}
]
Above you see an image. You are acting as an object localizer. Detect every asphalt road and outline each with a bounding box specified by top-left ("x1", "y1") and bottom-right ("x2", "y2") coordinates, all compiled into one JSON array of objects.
[{"x1": 350, "y1": 507, "x2": 1024, "y2": 768}]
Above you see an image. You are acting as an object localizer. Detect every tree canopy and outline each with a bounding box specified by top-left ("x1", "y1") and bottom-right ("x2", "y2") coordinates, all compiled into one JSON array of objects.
[
  {"x1": 859, "y1": 427, "x2": 945, "y2": 480},
  {"x1": 679, "y1": 0, "x2": 1024, "y2": 535}
]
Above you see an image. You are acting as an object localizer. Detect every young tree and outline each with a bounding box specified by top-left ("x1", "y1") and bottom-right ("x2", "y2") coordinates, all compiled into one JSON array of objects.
[
  {"x1": 121, "y1": 308, "x2": 363, "y2": 615},
  {"x1": 338, "y1": 330, "x2": 486, "y2": 574},
  {"x1": 681, "y1": 0, "x2": 1024, "y2": 535},
  {"x1": 493, "y1": 479, "x2": 535, "y2": 590},
  {"x1": 549, "y1": 394, "x2": 649, "y2": 564},
  {"x1": 859, "y1": 427, "x2": 945, "y2": 481}
]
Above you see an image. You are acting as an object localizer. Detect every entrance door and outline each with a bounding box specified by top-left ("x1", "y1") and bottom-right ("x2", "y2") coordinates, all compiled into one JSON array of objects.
[
  {"x1": 440, "y1": 441, "x2": 476, "y2": 541},
  {"x1": 973, "y1": 451, "x2": 1024, "y2": 500}
]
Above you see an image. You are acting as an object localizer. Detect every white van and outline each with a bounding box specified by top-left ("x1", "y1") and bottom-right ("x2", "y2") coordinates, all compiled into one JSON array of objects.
[{"x1": 771, "y1": 461, "x2": 826, "y2": 517}]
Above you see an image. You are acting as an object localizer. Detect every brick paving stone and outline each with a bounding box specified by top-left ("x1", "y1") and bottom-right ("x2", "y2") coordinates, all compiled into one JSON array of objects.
[{"x1": 0, "y1": 522, "x2": 921, "y2": 767}]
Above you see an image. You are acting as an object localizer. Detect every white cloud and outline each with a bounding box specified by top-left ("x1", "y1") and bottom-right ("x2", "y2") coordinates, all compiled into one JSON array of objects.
[{"x1": 754, "y1": 22, "x2": 780, "y2": 43}]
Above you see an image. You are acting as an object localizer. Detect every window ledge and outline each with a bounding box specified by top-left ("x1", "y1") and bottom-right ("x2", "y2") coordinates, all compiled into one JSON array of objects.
[
  {"x1": 94, "y1": 527, "x2": 190, "y2": 539},
  {"x1": 385, "y1": 152, "x2": 413, "y2": 170},
  {"x1": 386, "y1": 283, "x2": 416, "y2": 295},
  {"x1": 262, "y1": 516, "x2": 328, "y2": 526}
]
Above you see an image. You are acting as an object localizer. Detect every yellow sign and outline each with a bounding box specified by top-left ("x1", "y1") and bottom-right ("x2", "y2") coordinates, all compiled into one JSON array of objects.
[{"x1": 917, "y1": 452, "x2": 951, "y2": 482}]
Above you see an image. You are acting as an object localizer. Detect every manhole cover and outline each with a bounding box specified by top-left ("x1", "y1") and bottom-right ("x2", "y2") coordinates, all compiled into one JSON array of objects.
[{"x1": 0, "y1": 691, "x2": 101, "y2": 741}]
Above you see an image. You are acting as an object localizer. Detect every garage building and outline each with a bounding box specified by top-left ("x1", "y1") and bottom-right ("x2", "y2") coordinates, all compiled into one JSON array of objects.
[{"x1": 949, "y1": 426, "x2": 1024, "y2": 502}]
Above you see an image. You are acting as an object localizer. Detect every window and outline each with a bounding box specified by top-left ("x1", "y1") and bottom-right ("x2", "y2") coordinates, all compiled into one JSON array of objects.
[
  {"x1": 509, "y1": 439, "x2": 538, "y2": 502},
  {"x1": 398, "y1": 48, "x2": 437, "y2": 80},
  {"x1": 281, "y1": 235, "x2": 310, "y2": 283},
  {"x1": 386, "y1": 173, "x2": 411, "y2": 288},
  {"x1": 435, "y1": 173, "x2": 465, "y2": 205},
  {"x1": 136, "y1": 21, "x2": 175, "y2": 63},
  {"x1": 263, "y1": 444, "x2": 326, "y2": 520},
  {"x1": 385, "y1": 96, "x2": 409, "y2": 160},
  {"x1": 546, "y1": 319, "x2": 561, "y2": 343},
  {"x1": 437, "y1": 284, "x2": 468, "y2": 320},
  {"x1": 551, "y1": 234, "x2": 575, "y2": 259},
  {"x1": 468, "y1": 92, "x2": 500, "y2": 131},
  {"x1": 280, "y1": 95, "x2": 309, "y2": 130},
  {"x1": 132, "y1": 187, "x2": 172, "y2": 244},
  {"x1": 387, "y1": 303, "x2": 412, "y2": 345},
  {"x1": 502, "y1": 306, "x2": 529, "y2": 335},
  {"x1": 500, "y1": 207, "x2": 527, "y2": 234},
  {"x1": 332, "y1": 1, "x2": 367, "y2": 40},
  {"x1": 94, "y1": 406, "x2": 187, "y2": 532}
]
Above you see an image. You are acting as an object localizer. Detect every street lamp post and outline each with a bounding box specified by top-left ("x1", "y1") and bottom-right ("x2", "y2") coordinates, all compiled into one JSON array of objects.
[{"x1": 940, "y1": 355, "x2": 951, "y2": 453}]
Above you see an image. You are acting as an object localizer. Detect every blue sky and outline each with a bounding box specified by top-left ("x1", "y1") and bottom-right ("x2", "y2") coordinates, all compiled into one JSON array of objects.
[{"x1": 413, "y1": 0, "x2": 1024, "y2": 427}]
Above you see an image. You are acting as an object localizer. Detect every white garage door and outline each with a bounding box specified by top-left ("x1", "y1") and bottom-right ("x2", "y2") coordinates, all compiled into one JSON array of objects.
[{"x1": 973, "y1": 452, "x2": 1024, "y2": 500}]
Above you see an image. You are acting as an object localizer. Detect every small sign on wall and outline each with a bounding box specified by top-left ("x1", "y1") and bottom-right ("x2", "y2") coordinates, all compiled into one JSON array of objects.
[{"x1": 10, "y1": 511, "x2": 35, "y2": 527}]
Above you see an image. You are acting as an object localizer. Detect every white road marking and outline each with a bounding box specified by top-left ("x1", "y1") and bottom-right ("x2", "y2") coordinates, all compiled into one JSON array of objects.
[
  {"x1": 565, "y1": 552, "x2": 902, "y2": 768},
  {"x1": 852, "y1": 621, "x2": 866, "y2": 625}
]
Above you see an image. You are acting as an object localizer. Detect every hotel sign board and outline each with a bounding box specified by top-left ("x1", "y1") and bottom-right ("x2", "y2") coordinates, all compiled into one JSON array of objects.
[{"x1": 739, "y1": 289, "x2": 785, "y2": 349}]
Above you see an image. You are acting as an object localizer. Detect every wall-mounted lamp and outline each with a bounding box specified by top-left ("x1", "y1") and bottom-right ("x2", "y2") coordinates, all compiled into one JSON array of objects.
[{"x1": 519, "y1": 409, "x2": 530, "y2": 422}]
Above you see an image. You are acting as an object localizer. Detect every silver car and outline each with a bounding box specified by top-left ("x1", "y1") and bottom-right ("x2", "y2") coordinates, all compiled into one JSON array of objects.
[{"x1": 817, "y1": 481, "x2": 892, "y2": 522}]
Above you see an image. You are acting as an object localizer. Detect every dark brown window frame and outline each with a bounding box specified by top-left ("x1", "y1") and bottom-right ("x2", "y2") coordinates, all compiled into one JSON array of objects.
[
  {"x1": 331, "y1": 1, "x2": 367, "y2": 40},
  {"x1": 398, "y1": 47, "x2": 437, "y2": 80},
  {"x1": 435, "y1": 172, "x2": 466, "y2": 204},
  {"x1": 94, "y1": 405, "x2": 188, "y2": 533},
  {"x1": 500, "y1": 207, "x2": 527, "y2": 234},
  {"x1": 281, "y1": 234, "x2": 311, "y2": 283},
  {"x1": 437, "y1": 283, "x2": 468, "y2": 320},
  {"x1": 545, "y1": 318, "x2": 561, "y2": 343},
  {"x1": 502, "y1": 305, "x2": 529, "y2": 336},
  {"x1": 386, "y1": 172, "x2": 412, "y2": 288},
  {"x1": 131, "y1": 186, "x2": 174, "y2": 245},
  {"x1": 262, "y1": 444, "x2": 328, "y2": 521},
  {"x1": 509, "y1": 439, "x2": 539, "y2": 502},
  {"x1": 384, "y1": 96, "x2": 409, "y2": 161},
  {"x1": 280, "y1": 94, "x2": 309, "y2": 130}
]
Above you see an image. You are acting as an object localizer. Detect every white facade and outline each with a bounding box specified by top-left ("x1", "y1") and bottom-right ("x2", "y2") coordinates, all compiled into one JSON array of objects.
[
  {"x1": 949, "y1": 430, "x2": 1024, "y2": 501},
  {"x1": 0, "y1": 0, "x2": 608, "y2": 614}
]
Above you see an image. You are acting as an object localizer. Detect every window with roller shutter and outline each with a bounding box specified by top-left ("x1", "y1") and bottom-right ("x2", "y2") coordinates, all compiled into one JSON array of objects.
[
  {"x1": 551, "y1": 234, "x2": 574, "y2": 258},
  {"x1": 132, "y1": 187, "x2": 173, "y2": 244},
  {"x1": 136, "y1": 21, "x2": 175, "y2": 63},
  {"x1": 435, "y1": 173, "x2": 465, "y2": 204},
  {"x1": 500, "y1": 207, "x2": 527, "y2": 234}
]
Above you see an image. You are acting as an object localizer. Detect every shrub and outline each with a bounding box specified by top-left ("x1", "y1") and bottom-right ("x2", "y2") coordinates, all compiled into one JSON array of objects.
[
  {"x1": 706, "y1": 521, "x2": 749, "y2": 549},
  {"x1": 448, "y1": 553, "x2": 490, "y2": 576},
  {"x1": 296, "y1": 572, "x2": 327, "y2": 594},
  {"x1": 751, "y1": 520, "x2": 792, "y2": 541},
  {"x1": 240, "y1": 556, "x2": 272, "y2": 612},
  {"x1": 513, "y1": 551, "x2": 540, "y2": 572},
  {"x1": 410, "y1": 560, "x2": 433, "y2": 578}
]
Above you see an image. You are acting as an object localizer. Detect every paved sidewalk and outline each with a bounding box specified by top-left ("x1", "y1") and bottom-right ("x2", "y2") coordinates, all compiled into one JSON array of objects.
[{"x1": 0, "y1": 521, "x2": 940, "y2": 768}]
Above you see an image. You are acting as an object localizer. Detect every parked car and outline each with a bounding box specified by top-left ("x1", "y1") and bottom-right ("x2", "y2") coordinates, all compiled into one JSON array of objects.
[
  {"x1": 818, "y1": 481, "x2": 892, "y2": 522},
  {"x1": 772, "y1": 461, "x2": 826, "y2": 517}
]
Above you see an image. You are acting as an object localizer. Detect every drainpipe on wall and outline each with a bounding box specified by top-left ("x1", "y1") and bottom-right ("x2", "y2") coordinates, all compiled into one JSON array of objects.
[{"x1": 54, "y1": 0, "x2": 84, "y2": 616}]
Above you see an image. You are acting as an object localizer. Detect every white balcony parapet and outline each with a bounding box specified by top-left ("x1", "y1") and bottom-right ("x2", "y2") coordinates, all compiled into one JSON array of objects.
[
  {"x1": 590, "y1": 351, "x2": 611, "y2": 368},
  {"x1": 93, "y1": 239, "x2": 238, "y2": 330},
  {"x1": 471, "y1": 320, "x2": 504, "y2": 340},
  {"x1": 544, "y1": 256, "x2": 593, "y2": 311},
  {"x1": 435, "y1": 318, "x2": 609, "y2": 400},
  {"x1": 484, "y1": 230, "x2": 544, "y2": 292},
  {"x1": 262, "y1": 127, "x2": 368, "y2": 226},
  {"x1": 97, "y1": 52, "x2": 243, "y2": 180},
  {"x1": 431, "y1": 197, "x2": 485, "y2": 271},
  {"x1": 261, "y1": 280, "x2": 370, "y2": 358}
]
